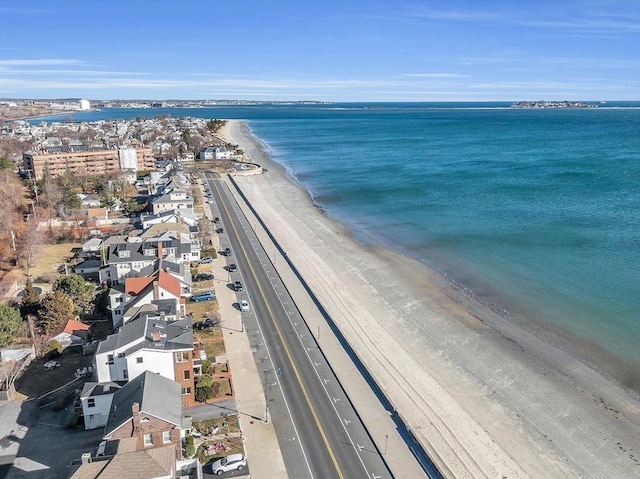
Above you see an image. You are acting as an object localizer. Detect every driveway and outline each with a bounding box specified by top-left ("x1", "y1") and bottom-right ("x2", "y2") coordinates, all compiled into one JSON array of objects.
[{"x1": 3, "y1": 398, "x2": 104, "y2": 479}]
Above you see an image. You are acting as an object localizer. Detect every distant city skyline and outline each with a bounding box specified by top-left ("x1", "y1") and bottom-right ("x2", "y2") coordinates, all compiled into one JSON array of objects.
[{"x1": 0, "y1": 0, "x2": 638, "y2": 101}]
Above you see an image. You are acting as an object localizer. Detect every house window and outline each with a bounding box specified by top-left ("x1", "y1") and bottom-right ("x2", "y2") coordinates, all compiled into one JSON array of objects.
[
  {"x1": 118, "y1": 352, "x2": 126, "y2": 358},
  {"x1": 176, "y1": 352, "x2": 187, "y2": 363},
  {"x1": 107, "y1": 354, "x2": 114, "y2": 365},
  {"x1": 115, "y1": 297, "x2": 123, "y2": 303},
  {"x1": 143, "y1": 434, "x2": 152, "y2": 446},
  {"x1": 114, "y1": 309, "x2": 121, "y2": 315},
  {"x1": 181, "y1": 387, "x2": 191, "y2": 395},
  {"x1": 162, "y1": 431, "x2": 171, "y2": 443},
  {"x1": 183, "y1": 370, "x2": 190, "y2": 380},
  {"x1": 136, "y1": 357, "x2": 144, "y2": 364},
  {"x1": 123, "y1": 369, "x2": 128, "y2": 380},
  {"x1": 87, "y1": 398, "x2": 96, "y2": 408}
]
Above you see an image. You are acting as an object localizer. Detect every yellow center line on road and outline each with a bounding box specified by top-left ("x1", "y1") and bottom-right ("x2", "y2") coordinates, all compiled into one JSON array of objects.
[{"x1": 213, "y1": 177, "x2": 345, "y2": 479}]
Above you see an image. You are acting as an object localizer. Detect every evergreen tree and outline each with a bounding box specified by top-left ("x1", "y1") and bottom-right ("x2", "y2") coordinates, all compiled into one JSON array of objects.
[
  {"x1": 19, "y1": 280, "x2": 41, "y2": 318},
  {"x1": 0, "y1": 305, "x2": 22, "y2": 347},
  {"x1": 52, "y1": 274, "x2": 94, "y2": 314},
  {"x1": 38, "y1": 290, "x2": 74, "y2": 334}
]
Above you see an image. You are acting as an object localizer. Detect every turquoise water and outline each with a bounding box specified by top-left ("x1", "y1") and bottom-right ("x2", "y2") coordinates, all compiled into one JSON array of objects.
[{"x1": 36, "y1": 103, "x2": 640, "y2": 386}]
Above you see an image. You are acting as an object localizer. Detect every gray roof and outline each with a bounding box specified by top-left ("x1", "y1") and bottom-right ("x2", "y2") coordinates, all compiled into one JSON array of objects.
[
  {"x1": 105, "y1": 237, "x2": 192, "y2": 264},
  {"x1": 97, "y1": 316, "x2": 192, "y2": 356},
  {"x1": 104, "y1": 371, "x2": 182, "y2": 436},
  {"x1": 81, "y1": 381, "x2": 122, "y2": 399}
]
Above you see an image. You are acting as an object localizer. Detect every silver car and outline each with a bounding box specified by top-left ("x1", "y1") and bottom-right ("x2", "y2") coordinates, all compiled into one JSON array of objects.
[{"x1": 211, "y1": 453, "x2": 246, "y2": 475}]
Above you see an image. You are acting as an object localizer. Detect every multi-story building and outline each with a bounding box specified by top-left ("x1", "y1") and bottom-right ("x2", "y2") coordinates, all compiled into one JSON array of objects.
[
  {"x1": 99, "y1": 234, "x2": 199, "y2": 286},
  {"x1": 103, "y1": 371, "x2": 184, "y2": 458},
  {"x1": 22, "y1": 145, "x2": 154, "y2": 180},
  {"x1": 94, "y1": 316, "x2": 198, "y2": 407},
  {"x1": 70, "y1": 371, "x2": 203, "y2": 479}
]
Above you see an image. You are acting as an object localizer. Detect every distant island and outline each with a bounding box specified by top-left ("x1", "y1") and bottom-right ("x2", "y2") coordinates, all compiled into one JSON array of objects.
[{"x1": 511, "y1": 100, "x2": 599, "y2": 109}]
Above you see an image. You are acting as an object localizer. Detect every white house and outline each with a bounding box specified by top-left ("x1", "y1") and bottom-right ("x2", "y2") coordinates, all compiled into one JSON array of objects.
[
  {"x1": 80, "y1": 381, "x2": 121, "y2": 430},
  {"x1": 93, "y1": 317, "x2": 197, "y2": 406},
  {"x1": 108, "y1": 269, "x2": 183, "y2": 328}
]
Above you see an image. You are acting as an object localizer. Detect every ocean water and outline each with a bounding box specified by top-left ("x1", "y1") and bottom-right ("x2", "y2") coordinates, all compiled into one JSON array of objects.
[{"x1": 36, "y1": 103, "x2": 640, "y2": 387}]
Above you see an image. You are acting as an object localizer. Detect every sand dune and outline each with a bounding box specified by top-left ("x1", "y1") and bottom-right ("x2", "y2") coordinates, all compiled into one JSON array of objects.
[{"x1": 222, "y1": 120, "x2": 640, "y2": 479}]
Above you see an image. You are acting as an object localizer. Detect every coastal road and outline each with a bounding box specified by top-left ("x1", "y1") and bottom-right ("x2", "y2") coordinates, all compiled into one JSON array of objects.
[{"x1": 204, "y1": 173, "x2": 394, "y2": 479}]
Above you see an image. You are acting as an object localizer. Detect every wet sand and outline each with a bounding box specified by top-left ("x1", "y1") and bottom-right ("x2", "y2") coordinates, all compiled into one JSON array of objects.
[{"x1": 222, "y1": 119, "x2": 640, "y2": 478}]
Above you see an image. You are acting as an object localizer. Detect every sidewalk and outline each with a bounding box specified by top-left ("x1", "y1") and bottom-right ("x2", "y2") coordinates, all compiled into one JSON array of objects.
[{"x1": 203, "y1": 183, "x2": 288, "y2": 479}]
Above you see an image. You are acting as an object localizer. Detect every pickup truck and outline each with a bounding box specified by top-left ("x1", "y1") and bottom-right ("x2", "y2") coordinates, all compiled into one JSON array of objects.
[{"x1": 233, "y1": 281, "x2": 243, "y2": 292}]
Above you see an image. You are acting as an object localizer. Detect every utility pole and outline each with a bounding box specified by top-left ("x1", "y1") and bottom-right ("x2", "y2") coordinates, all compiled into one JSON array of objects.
[{"x1": 263, "y1": 369, "x2": 269, "y2": 423}]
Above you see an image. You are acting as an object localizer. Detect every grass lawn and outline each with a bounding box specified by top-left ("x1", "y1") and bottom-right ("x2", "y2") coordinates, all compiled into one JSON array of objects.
[
  {"x1": 212, "y1": 378, "x2": 232, "y2": 398},
  {"x1": 204, "y1": 339, "x2": 226, "y2": 358},
  {"x1": 186, "y1": 300, "x2": 218, "y2": 320}
]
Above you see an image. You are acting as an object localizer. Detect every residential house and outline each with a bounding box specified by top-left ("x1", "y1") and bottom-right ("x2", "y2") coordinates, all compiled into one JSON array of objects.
[
  {"x1": 94, "y1": 317, "x2": 197, "y2": 406},
  {"x1": 199, "y1": 146, "x2": 233, "y2": 161},
  {"x1": 103, "y1": 371, "x2": 183, "y2": 458},
  {"x1": 80, "y1": 381, "x2": 122, "y2": 430},
  {"x1": 82, "y1": 237, "x2": 104, "y2": 255},
  {"x1": 73, "y1": 259, "x2": 102, "y2": 280},
  {"x1": 77, "y1": 193, "x2": 101, "y2": 208},
  {"x1": 108, "y1": 269, "x2": 184, "y2": 328},
  {"x1": 151, "y1": 191, "x2": 194, "y2": 216},
  {"x1": 68, "y1": 444, "x2": 178, "y2": 479},
  {"x1": 50, "y1": 319, "x2": 90, "y2": 350},
  {"x1": 139, "y1": 210, "x2": 199, "y2": 229},
  {"x1": 100, "y1": 236, "x2": 198, "y2": 285}
]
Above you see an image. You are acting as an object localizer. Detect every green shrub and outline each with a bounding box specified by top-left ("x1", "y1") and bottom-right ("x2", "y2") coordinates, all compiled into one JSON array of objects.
[
  {"x1": 185, "y1": 443, "x2": 195, "y2": 458},
  {"x1": 186, "y1": 435, "x2": 194, "y2": 446},
  {"x1": 201, "y1": 359, "x2": 212, "y2": 374},
  {"x1": 196, "y1": 374, "x2": 213, "y2": 388},
  {"x1": 195, "y1": 386, "x2": 213, "y2": 403}
]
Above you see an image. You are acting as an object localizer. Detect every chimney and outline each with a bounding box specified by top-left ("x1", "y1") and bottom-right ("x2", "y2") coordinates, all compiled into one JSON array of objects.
[
  {"x1": 157, "y1": 242, "x2": 163, "y2": 258},
  {"x1": 132, "y1": 402, "x2": 141, "y2": 430},
  {"x1": 152, "y1": 331, "x2": 161, "y2": 342},
  {"x1": 176, "y1": 232, "x2": 181, "y2": 241},
  {"x1": 81, "y1": 453, "x2": 92, "y2": 464},
  {"x1": 153, "y1": 280, "x2": 159, "y2": 300},
  {"x1": 160, "y1": 311, "x2": 165, "y2": 321}
]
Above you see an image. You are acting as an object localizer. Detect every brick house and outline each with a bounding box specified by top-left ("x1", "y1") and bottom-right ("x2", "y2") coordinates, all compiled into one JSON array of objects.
[{"x1": 103, "y1": 371, "x2": 183, "y2": 459}]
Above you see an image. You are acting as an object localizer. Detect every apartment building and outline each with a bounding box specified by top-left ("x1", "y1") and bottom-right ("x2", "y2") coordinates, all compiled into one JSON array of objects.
[{"x1": 22, "y1": 145, "x2": 155, "y2": 180}]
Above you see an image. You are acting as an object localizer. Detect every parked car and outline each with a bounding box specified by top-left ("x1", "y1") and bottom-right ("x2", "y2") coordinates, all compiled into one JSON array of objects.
[
  {"x1": 211, "y1": 453, "x2": 246, "y2": 475},
  {"x1": 194, "y1": 273, "x2": 214, "y2": 282},
  {"x1": 194, "y1": 317, "x2": 218, "y2": 330},
  {"x1": 213, "y1": 217, "x2": 220, "y2": 223},
  {"x1": 234, "y1": 281, "x2": 243, "y2": 292},
  {"x1": 224, "y1": 248, "x2": 231, "y2": 256},
  {"x1": 216, "y1": 227, "x2": 224, "y2": 233},
  {"x1": 228, "y1": 263, "x2": 237, "y2": 272},
  {"x1": 199, "y1": 257, "x2": 213, "y2": 264},
  {"x1": 43, "y1": 360, "x2": 60, "y2": 371},
  {"x1": 240, "y1": 299, "x2": 250, "y2": 312},
  {"x1": 191, "y1": 291, "x2": 215, "y2": 302}
]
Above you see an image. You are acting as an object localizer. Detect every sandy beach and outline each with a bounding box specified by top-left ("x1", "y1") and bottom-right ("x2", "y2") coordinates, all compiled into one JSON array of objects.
[{"x1": 222, "y1": 120, "x2": 639, "y2": 479}]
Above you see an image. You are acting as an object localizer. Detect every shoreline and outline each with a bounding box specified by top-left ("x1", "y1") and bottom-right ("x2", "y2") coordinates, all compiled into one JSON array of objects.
[
  {"x1": 242, "y1": 120, "x2": 639, "y2": 392},
  {"x1": 221, "y1": 119, "x2": 640, "y2": 478}
]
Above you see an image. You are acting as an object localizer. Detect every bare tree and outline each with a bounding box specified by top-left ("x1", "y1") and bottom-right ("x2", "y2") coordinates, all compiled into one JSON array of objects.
[{"x1": 17, "y1": 217, "x2": 46, "y2": 279}]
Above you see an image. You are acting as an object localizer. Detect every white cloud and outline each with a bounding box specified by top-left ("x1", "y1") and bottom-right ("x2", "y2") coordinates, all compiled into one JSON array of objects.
[
  {"x1": 0, "y1": 59, "x2": 83, "y2": 66},
  {"x1": 402, "y1": 73, "x2": 466, "y2": 78}
]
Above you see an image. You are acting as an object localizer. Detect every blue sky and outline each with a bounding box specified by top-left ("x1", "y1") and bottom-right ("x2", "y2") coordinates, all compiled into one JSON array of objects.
[{"x1": 0, "y1": 0, "x2": 638, "y2": 101}]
